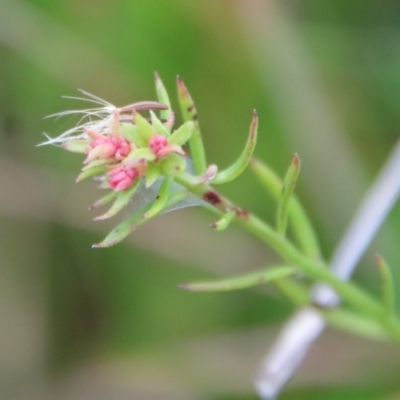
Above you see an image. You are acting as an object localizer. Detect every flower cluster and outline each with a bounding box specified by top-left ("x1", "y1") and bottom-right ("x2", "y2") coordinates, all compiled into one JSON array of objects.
[
  {"x1": 42, "y1": 75, "x2": 258, "y2": 247},
  {"x1": 42, "y1": 83, "x2": 194, "y2": 226}
]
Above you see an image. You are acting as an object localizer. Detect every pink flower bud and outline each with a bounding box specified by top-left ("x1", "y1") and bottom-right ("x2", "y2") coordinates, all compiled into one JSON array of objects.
[
  {"x1": 149, "y1": 134, "x2": 185, "y2": 158},
  {"x1": 149, "y1": 134, "x2": 168, "y2": 155},
  {"x1": 108, "y1": 165, "x2": 138, "y2": 191},
  {"x1": 156, "y1": 144, "x2": 185, "y2": 158},
  {"x1": 114, "y1": 138, "x2": 131, "y2": 160},
  {"x1": 84, "y1": 136, "x2": 131, "y2": 163}
]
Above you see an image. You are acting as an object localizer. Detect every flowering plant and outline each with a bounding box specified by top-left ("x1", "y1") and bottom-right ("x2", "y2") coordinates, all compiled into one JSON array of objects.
[{"x1": 42, "y1": 74, "x2": 400, "y2": 399}]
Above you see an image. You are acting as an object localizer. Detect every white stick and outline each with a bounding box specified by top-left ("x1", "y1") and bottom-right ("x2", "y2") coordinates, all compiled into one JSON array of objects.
[{"x1": 255, "y1": 138, "x2": 400, "y2": 399}]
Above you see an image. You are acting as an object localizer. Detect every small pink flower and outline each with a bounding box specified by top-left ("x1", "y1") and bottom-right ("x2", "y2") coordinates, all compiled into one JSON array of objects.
[
  {"x1": 84, "y1": 128, "x2": 131, "y2": 163},
  {"x1": 149, "y1": 134, "x2": 168, "y2": 155},
  {"x1": 108, "y1": 165, "x2": 138, "y2": 191},
  {"x1": 149, "y1": 134, "x2": 185, "y2": 158},
  {"x1": 114, "y1": 139, "x2": 131, "y2": 160}
]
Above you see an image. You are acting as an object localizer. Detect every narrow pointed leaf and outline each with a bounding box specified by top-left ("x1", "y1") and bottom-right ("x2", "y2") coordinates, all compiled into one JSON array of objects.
[
  {"x1": 82, "y1": 158, "x2": 111, "y2": 171},
  {"x1": 169, "y1": 121, "x2": 194, "y2": 146},
  {"x1": 180, "y1": 265, "x2": 296, "y2": 292},
  {"x1": 62, "y1": 140, "x2": 87, "y2": 153},
  {"x1": 94, "y1": 181, "x2": 140, "y2": 221},
  {"x1": 145, "y1": 162, "x2": 160, "y2": 188},
  {"x1": 121, "y1": 123, "x2": 147, "y2": 147},
  {"x1": 213, "y1": 110, "x2": 258, "y2": 184},
  {"x1": 76, "y1": 166, "x2": 106, "y2": 182},
  {"x1": 93, "y1": 202, "x2": 154, "y2": 248},
  {"x1": 277, "y1": 153, "x2": 301, "y2": 235},
  {"x1": 376, "y1": 255, "x2": 395, "y2": 315},
  {"x1": 132, "y1": 109, "x2": 155, "y2": 142},
  {"x1": 142, "y1": 177, "x2": 173, "y2": 219},
  {"x1": 112, "y1": 110, "x2": 121, "y2": 138},
  {"x1": 150, "y1": 110, "x2": 170, "y2": 137},
  {"x1": 210, "y1": 210, "x2": 236, "y2": 231},
  {"x1": 324, "y1": 308, "x2": 390, "y2": 341},
  {"x1": 89, "y1": 190, "x2": 119, "y2": 210},
  {"x1": 93, "y1": 190, "x2": 188, "y2": 248},
  {"x1": 154, "y1": 72, "x2": 172, "y2": 121},
  {"x1": 250, "y1": 158, "x2": 321, "y2": 260},
  {"x1": 176, "y1": 76, "x2": 207, "y2": 174},
  {"x1": 277, "y1": 277, "x2": 390, "y2": 340},
  {"x1": 126, "y1": 148, "x2": 156, "y2": 164}
]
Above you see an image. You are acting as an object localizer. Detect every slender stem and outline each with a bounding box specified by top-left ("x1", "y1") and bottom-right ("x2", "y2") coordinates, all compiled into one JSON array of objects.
[{"x1": 174, "y1": 173, "x2": 400, "y2": 342}]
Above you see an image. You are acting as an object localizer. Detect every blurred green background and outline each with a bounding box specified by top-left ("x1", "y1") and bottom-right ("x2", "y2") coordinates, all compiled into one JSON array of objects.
[{"x1": 2, "y1": 1, "x2": 400, "y2": 399}]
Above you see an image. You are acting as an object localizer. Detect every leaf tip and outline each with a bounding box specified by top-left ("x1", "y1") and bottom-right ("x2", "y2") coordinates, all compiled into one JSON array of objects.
[
  {"x1": 93, "y1": 214, "x2": 108, "y2": 221},
  {"x1": 250, "y1": 111, "x2": 258, "y2": 139},
  {"x1": 293, "y1": 152, "x2": 301, "y2": 167},
  {"x1": 176, "y1": 76, "x2": 188, "y2": 96}
]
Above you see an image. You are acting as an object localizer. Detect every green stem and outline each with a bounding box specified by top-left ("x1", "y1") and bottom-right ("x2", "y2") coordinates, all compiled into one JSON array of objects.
[{"x1": 174, "y1": 172, "x2": 400, "y2": 342}]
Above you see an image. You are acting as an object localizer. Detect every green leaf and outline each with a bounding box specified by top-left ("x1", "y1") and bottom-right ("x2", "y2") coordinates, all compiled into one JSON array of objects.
[
  {"x1": 277, "y1": 153, "x2": 301, "y2": 235},
  {"x1": 210, "y1": 210, "x2": 236, "y2": 231},
  {"x1": 89, "y1": 190, "x2": 119, "y2": 210},
  {"x1": 154, "y1": 72, "x2": 172, "y2": 122},
  {"x1": 376, "y1": 255, "x2": 395, "y2": 315},
  {"x1": 125, "y1": 147, "x2": 156, "y2": 164},
  {"x1": 121, "y1": 123, "x2": 147, "y2": 147},
  {"x1": 142, "y1": 177, "x2": 173, "y2": 219},
  {"x1": 94, "y1": 181, "x2": 140, "y2": 221},
  {"x1": 93, "y1": 202, "x2": 154, "y2": 248},
  {"x1": 169, "y1": 121, "x2": 194, "y2": 146},
  {"x1": 150, "y1": 110, "x2": 170, "y2": 137},
  {"x1": 179, "y1": 265, "x2": 296, "y2": 292},
  {"x1": 176, "y1": 76, "x2": 207, "y2": 174},
  {"x1": 274, "y1": 278, "x2": 391, "y2": 341},
  {"x1": 250, "y1": 158, "x2": 321, "y2": 261},
  {"x1": 132, "y1": 109, "x2": 155, "y2": 142},
  {"x1": 213, "y1": 110, "x2": 258, "y2": 184},
  {"x1": 145, "y1": 162, "x2": 160, "y2": 188},
  {"x1": 160, "y1": 153, "x2": 187, "y2": 177},
  {"x1": 82, "y1": 158, "x2": 111, "y2": 171},
  {"x1": 324, "y1": 308, "x2": 390, "y2": 341},
  {"x1": 76, "y1": 166, "x2": 106, "y2": 182},
  {"x1": 62, "y1": 140, "x2": 87, "y2": 153},
  {"x1": 93, "y1": 190, "x2": 188, "y2": 248}
]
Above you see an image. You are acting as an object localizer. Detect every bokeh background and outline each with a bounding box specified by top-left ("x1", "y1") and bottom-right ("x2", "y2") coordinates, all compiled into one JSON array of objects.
[{"x1": 2, "y1": 1, "x2": 400, "y2": 399}]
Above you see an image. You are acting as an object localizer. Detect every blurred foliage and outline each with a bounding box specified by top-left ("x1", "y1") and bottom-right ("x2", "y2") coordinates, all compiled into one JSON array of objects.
[{"x1": 2, "y1": 0, "x2": 400, "y2": 399}]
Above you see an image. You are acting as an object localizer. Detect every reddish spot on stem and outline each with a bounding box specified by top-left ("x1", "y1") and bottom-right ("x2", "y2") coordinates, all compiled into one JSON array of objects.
[
  {"x1": 235, "y1": 208, "x2": 249, "y2": 219},
  {"x1": 204, "y1": 191, "x2": 221, "y2": 205}
]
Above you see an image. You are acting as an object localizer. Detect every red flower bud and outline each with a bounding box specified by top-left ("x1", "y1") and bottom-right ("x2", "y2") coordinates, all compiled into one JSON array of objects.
[
  {"x1": 108, "y1": 165, "x2": 138, "y2": 191},
  {"x1": 149, "y1": 134, "x2": 168, "y2": 155}
]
